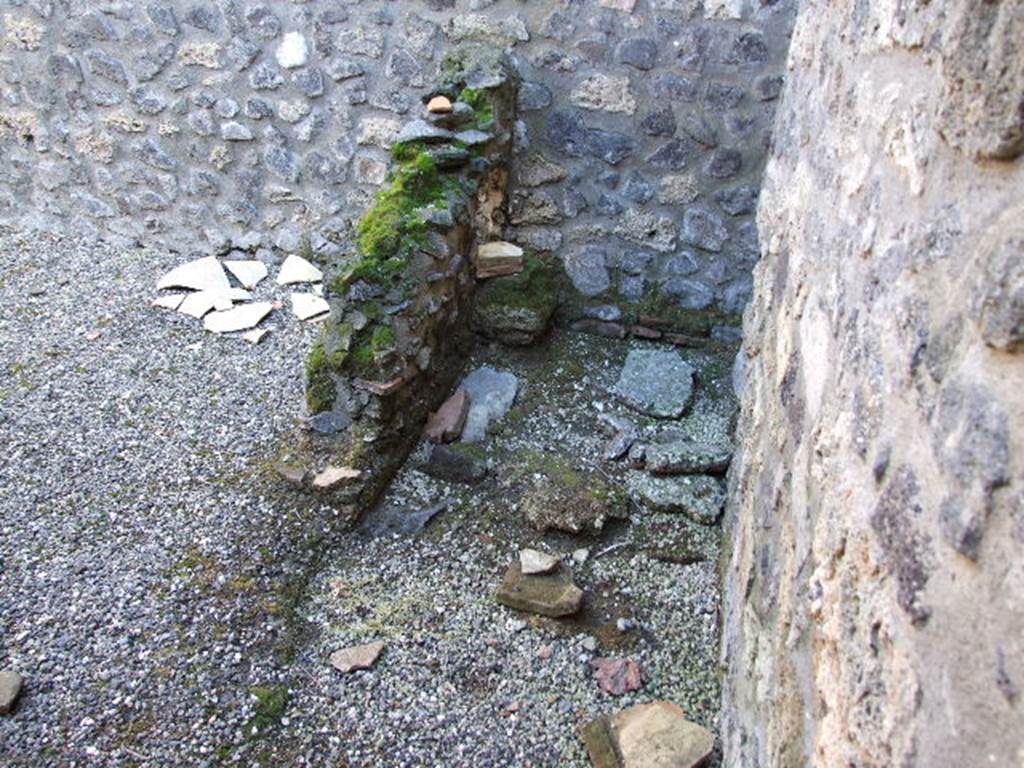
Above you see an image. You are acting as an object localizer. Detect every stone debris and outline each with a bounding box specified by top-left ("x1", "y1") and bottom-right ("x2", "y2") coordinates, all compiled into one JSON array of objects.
[
  {"x1": 422, "y1": 445, "x2": 488, "y2": 485},
  {"x1": 459, "y1": 367, "x2": 518, "y2": 443},
  {"x1": 313, "y1": 465, "x2": 363, "y2": 491},
  {"x1": 475, "y1": 241, "x2": 525, "y2": 279},
  {"x1": 454, "y1": 129, "x2": 493, "y2": 146},
  {"x1": 203, "y1": 302, "x2": 273, "y2": 334},
  {"x1": 329, "y1": 640, "x2": 385, "y2": 674},
  {"x1": 495, "y1": 560, "x2": 584, "y2": 618},
  {"x1": 581, "y1": 700, "x2": 715, "y2": 768},
  {"x1": 0, "y1": 669, "x2": 23, "y2": 715},
  {"x1": 361, "y1": 499, "x2": 451, "y2": 537},
  {"x1": 626, "y1": 471, "x2": 725, "y2": 525},
  {"x1": 520, "y1": 548, "x2": 561, "y2": 575},
  {"x1": 646, "y1": 440, "x2": 733, "y2": 476},
  {"x1": 224, "y1": 260, "x2": 269, "y2": 289},
  {"x1": 590, "y1": 658, "x2": 645, "y2": 696},
  {"x1": 178, "y1": 290, "x2": 231, "y2": 319},
  {"x1": 242, "y1": 328, "x2": 268, "y2": 345},
  {"x1": 275, "y1": 464, "x2": 307, "y2": 486},
  {"x1": 425, "y1": 389, "x2": 471, "y2": 443},
  {"x1": 152, "y1": 294, "x2": 185, "y2": 311},
  {"x1": 614, "y1": 349, "x2": 696, "y2": 419},
  {"x1": 395, "y1": 119, "x2": 454, "y2": 145},
  {"x1": 291, "y1": 292, "x2": 330, "y2": 321},
  {"x1": 427, "y1": 95, "x2": 453, "y2": 113},
  {"x1": 157, "y1": 256, "x2": 230, "y2": 293},
  {"x1": 277, "y1": 254, "x2": 323, "y2": 285}
]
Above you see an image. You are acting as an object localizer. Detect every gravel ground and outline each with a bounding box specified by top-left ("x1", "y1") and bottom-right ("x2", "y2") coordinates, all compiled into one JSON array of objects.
[{"x1": 0, "y1": 228, "x2": 733, "y2": 766}]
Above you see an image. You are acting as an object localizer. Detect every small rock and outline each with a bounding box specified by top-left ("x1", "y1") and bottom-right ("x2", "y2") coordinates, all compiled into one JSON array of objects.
[
  {"x1": 495, "y1": 560, "x2": 584, "y2": 618},
  {"x1": 422, "y1": 445, "x2": 488, "y2": 484},
  {"x1": 425, "y1": 389, "x2": 471, "y2": 443},
  {"x1": 591, "y1": 658, "x2": 644, "y2": 696},
  {"x1": 603, "y1": 431, "x2": 636, "y2": 462},
  {"x1": 572, "y1": 548, "x2": 590, "y2": 565},
  {"x1": 646, "y1": 440, "x2": 733, "y2": 476},
  {"x1": 537, "y1": 644, "x2": 554, "y2": 660},
  {"x1": 313, "y1": 465, "x2": 363, "y2": 491},
  {"x1": 242, "y1": 328, "x2": 268, "y2": 345},
  {"x1": 581, "y1": 700, "x2": 714, "y2": 768},
  {"x1": 626, "y1": 471, "x2": 725, "y2": 525},
  {"x1": 581, "y1": 636, "x2": 598, "y2": 652},
  {"x1": 274, "y1": 464, "x2": 306, "y2": 486},
  {"x1": 329, "y1": 641, "x2": 385, "y2": 674},
  {"x1": 520, "y1": 548, "x2": 561, "y2": 575},
  {"x1": 476, "y1": 241, "x2": 525, "y2": 279},
  {"x1": 459, "y1": 367, "x2": 518, "y2": 443},
  {"x1": 614, "y1": 349, "x2": 695, "y2": 419},
  {"x1": 0, "y1": 670, "x2": 23, "y2": 715},
  {"x1": 427, "y1": 95, "x2": 453, "y2": 113}
]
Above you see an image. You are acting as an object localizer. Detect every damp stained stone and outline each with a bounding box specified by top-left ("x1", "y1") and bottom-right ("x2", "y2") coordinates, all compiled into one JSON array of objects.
[{"x1": 615, "y1": 349, "x2": 695, "y2": 419}]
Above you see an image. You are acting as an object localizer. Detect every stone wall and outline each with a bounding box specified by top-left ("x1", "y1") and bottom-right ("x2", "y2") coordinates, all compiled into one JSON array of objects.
[
  {"x1": 0, "y1": 0, "x2": 794, "y2": 317},
  {"x1": 722, "y1": 2, "x2": 1024, "y2": 766}
]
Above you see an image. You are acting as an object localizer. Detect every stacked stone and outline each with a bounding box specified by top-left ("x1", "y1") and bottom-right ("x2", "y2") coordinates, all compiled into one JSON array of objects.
[{"x1": 303, "y1": 43, "x2": 518, "y2": 509}]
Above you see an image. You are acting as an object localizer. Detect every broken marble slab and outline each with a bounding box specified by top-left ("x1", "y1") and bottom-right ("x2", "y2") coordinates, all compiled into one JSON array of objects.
[
  {"x1": 152, "y1": 294, "x2": 185, "y2": 311},
  {"x1": 157, "y1": 256, "x2": 230, "y2": 293},
  {"x1": 242, "y1": 328, "x2": 268, "y2": 345},
  {"x1": 292, "y1": 292, "x2": 330, "y2": 321},
  {"x1": 277, "y1": 254, "x2": 323, "y2": 285},
  {"x1": 329, "y1": 641, "x2": 385, "y2": 674},
  {"x1": 178, "y1": 289, "x2": 252, "y2": 319},
  {"x1": 203, "y1": 302, "x2": 274, "y2": 334},
  {"x1": 224, "y1": 260, "x2": 269, "y2": 289}
]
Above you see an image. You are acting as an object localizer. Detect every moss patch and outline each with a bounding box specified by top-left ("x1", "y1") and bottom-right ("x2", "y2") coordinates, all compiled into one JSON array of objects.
[{"x1": 306, "y1": 339, "x2": 336, "y2": 415}]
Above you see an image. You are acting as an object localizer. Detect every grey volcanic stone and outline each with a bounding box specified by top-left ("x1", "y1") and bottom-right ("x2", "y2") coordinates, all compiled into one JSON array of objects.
[
  {"x1": 616, "y1": 38, "x2": 658, "y2": 70},
  {"x1": 460, "y1": 367, "x2": 518, "y2": 443},
  {"x1": 0, "y1": 670, "x2": 23, "y2": 715},
  {"x1": 423, "y1": 445, "x2": 488, "y2": 484},
  {"x1": 646, "y1": 441, "x2": 733, "y2": 476},
  {"x1": 395, "y1": 120, "x2": 454, "y2": 144},
  {"x1": 614, "y1": 349, "x2": 696, "y2": 419},
  {"x1": 681, "y1": 208, "x2": 729, "y2": 252},
  {"x1": 626, "y1": 471, "x2": 725, "y2": 525}
]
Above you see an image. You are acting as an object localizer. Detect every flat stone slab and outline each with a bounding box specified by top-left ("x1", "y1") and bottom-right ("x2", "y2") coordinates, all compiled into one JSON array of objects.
[
  {"x1": 360, "y1": 499, "x2": 450, "y2": 537},
  {"x1": 646, "y1": 440, "x2": 733, "y2": 476},
  {"x1": 459, "y1": 367, "x2": 518, "y2": 443},
  {"x1": 395, "y1": 119, "x2": 454, "y2": 144},
  {"x1": 277, "y1": 254, "x2": 323, "y2": 285},
  {"x1": 329, "y1": 641, "x2": 385, "y2": 674},
  {"x1": 203, "y1": 302, "x2": 273, "y2": 333},
  {"x1": 152, "y1": 293, "x2": 185, "y2": 311},
  {"x1": 626, "y1": 471, "x2": 725, "y2": 525},
  {"x1": 0, "y1": 669, "x2": 23, "y2": 715},
  {"x1": 157, "y1": 256, "x2": 230, "y2": 293},
  {"x1": 582, "y1": 700, "x2": 715, "y2": 768},
  {"x1": 520, "y1": 548, "x2": 561, "y2": 575},
  {"x1": 495, "y1": 560, "x2": 583, "y2": 618},
  {"x1": 476, "y1": 241, "x2": 524, "y2": 279},
  {"x1": 291, "y1": 292, "x2": 330, "y2": 321},
  {"x1": 224, "y1": 260, "x2": 268, "y2": 289},
  {"x1": 614, "y1": 350, "x2": 695, "y2": 419}
]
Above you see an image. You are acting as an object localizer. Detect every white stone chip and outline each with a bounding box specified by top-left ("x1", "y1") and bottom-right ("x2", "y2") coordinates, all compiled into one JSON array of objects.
[
  {"x1": 203, "y1": 302, "x2": 274, "y2": 334},
  {"x1": 291, "y1": 292, "x2": 330, "y2": 321},
  {"x1": 276, "y1": 32, "x2": 308, "y2": 69},
  {"x1": 177, "y1": 289, "x2": 252, "y2": 319},
  {"x1": 152, "y1": 294, "x2": 185, "y2": 311},
  {"x1": 224, "y1": 260, "x2": 268, "y2": 289},
  {"x1": 157, "y1": 256, "x2": 230, "y2": 293},
  {"x1": 242, "y1": 328, "x2": 269, "y2": 345},
  {"x1": 277, "y1": 254, "x2": 323, "y2": 285}
]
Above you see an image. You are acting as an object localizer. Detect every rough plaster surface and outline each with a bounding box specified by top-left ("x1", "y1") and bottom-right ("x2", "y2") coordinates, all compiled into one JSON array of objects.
[
  {"x1": 0, "y1": 0, "x2": 794, "y2": 314},
  {"x1": 722, "y1": 2, "x2": 1024, "y2": 766}
]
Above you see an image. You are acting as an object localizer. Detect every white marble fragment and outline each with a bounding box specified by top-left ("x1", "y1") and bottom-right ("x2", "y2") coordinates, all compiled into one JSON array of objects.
[
  {"x1": 152, "y1": 294, "x2": 185, "y2": 311},
  {"x1": 157, "y1": 256, "x2": 230, "y2": 293},
  {"x1": 224, "y1": 260, "x2": 268, "y2": 289},
  {"x1": 276, "y1": 32, "x2": 308, "y2": 69},
  {"x1": 291, "y1": 292, "x2": 330, "y2": 321},
  {"x1": 177, "y1": 289, "x2": 251, "y2": 319},
  {"x1": 203, "y1": 302, "x2": 274, "y2": 334},
  {"x1": 277, "y1": 254, "x2": 323, "y2": 285},
  {"x1": 242, "y1": 328, "x2": 268, "y2": 345}
]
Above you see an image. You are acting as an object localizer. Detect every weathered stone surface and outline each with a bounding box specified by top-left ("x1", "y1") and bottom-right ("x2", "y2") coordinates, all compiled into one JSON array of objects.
[
  {"x1": 614, "y1": 350, "x2": 695, "y2": 419},
  {"x1": 520, "y1": 548, "x2": 560, "y2": 575},
  {"x1": 473, "y1": 259, "x2": 558, "y2": 346},
  {"x1": 475, "y1": 241, "x2": 525, "y2": 279},
  {"x1": 591, "y1": 658, "x2": 644, "y2": 696},
  {"x1": 646, "y1": 441, "x2": 732, "y2": 476},
  {"x1": 582, "y1": 701, "x2": 714, "y2": 768},
  {"x1": 0, "y1": 670, "x2": 23, "y2": 715},
  {"x1": 425, "y1": 389, "x2": 470, "y2": 443},
  {"x1": 312, "y1": 465, "x2": 362, "y2": 491},
  {"x1": 521, "y1": 467, "x2": 628, "y2": 534},
  {"x1": 723, "y1": 5, "x2": 1024, "y2": 768},
  {"x1": 495, "y1": 560, "x2": 583, "y2": 618},
  {"x1": 329, "y1": 641, "x2": 385, "y2": 673},
  {"x1": 460, "y1": 367, "x2": 518, "y2": 443},
  {"x1": 626, "y1": 471, "x2": 724, "y2": 525},
  {"x1": 422, "y1": 445, "x2": 488, "y2": 484},
  {"x1": 571, "y1": 74, "x2": 637, "y2": 115}
]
